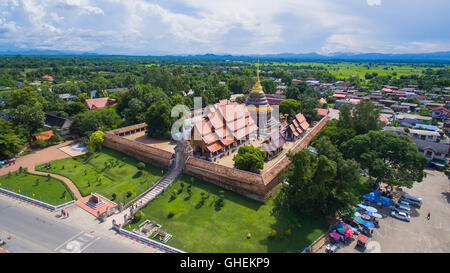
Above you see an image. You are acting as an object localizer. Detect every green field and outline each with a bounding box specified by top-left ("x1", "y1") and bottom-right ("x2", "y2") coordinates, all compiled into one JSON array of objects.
[
  {"x1": 125, "y1": 174, "x2": 328, "y2": 253},
  {"x1": 35, "y1": 147, "x2": 164, "y2": 204},
  {"x1": 0, "y1": 170, "x2": 74, "y2": 205},
  {"x1": 267, "y1": 61, "x2": 446, "y2": 82}
]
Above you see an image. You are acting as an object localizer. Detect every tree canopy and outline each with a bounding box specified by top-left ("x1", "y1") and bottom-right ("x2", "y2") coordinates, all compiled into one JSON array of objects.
[
  {"x1": 233, "y1": 145, "x2": 266, "y2": 173},
  {"x1": 280, "y1": 147, "x2": 361, "y2": 216},
  {"x1": 341, "y1": 130, "x2": 428, "y2": 188}
]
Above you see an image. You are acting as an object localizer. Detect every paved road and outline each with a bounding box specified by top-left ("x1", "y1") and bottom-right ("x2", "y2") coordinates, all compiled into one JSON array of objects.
[
  {"x1": 0, "y1": 198, "x2": 137, "y2": 253},
  {"x1": 330, "y1": 169, "x2": 450, "y2": 253}
]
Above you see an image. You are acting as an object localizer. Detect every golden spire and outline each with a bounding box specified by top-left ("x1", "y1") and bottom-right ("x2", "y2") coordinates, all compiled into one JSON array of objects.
[{"x1": 251, "y1": 58, "x2": 264, "y2": 94}]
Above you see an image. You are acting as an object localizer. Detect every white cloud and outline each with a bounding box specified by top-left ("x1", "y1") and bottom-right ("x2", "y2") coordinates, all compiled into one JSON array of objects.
[
  {"x1": 366, "y1": 0, "x2": 381, "y2": 6},
  {"x1": 0, "y1": 0, "x2": 447, "y2": 54}
]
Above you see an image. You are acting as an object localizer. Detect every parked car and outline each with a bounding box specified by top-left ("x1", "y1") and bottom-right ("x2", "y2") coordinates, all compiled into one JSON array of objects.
[
  {"x1": 393, "y1": 202, "x2": 411, "y2": 213},
  {"x1": 392, "y1": 205, "x2": 410, "y2": 215},
  {"x1": 399, "y1": 194, "x2": 422, "y2": 208},
  {"x1": 391, "y1": 210, "x2": 410, "y2": 222},
  {"x1": 397, "y1": 200, "x2": 411, "y2": 207}
]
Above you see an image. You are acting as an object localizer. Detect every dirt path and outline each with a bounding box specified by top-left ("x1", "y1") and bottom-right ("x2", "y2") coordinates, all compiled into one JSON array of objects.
[{"x1": 0, "y1": 140, "x2": 83, "y2": 200}]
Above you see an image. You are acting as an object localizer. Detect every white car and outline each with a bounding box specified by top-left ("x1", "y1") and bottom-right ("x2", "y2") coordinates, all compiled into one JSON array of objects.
[
  {"x1": 393, "y1": 202, "x2": 411, "y2": 213},
  {"x1": 391, "y1": 210, "x2": 410, "y2": 222}
]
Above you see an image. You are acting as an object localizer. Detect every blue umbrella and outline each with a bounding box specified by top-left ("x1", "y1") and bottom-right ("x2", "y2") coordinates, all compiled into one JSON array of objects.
[
  {"x1": 364, "y1": 210, "x2": 374, "y2": 217},
  {"x1": 357, "y1": 204, "x2": 367, "y2": 210},
  {"x1": 365, "y1": 206, "x2": 378, "y2": 213},
  {"x1": 363, "y1": 221, "x2": 375, "y2": 228}
]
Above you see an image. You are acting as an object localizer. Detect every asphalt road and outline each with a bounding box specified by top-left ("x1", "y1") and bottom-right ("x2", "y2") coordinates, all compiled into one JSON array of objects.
[{"x1": 0, "y1": 199, "x2": 137, "y2": 253}]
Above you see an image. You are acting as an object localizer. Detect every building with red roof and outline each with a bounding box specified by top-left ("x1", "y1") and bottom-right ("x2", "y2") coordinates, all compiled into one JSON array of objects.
[
  {"x1": 85, "y1": 98, "x2": 117, "y2": 110},
  {"x1": 431, "y1": 106, "x2": 450, "y2": 120},
  {"x1": 34, "y1": 130, "x2": 54, "y2": 141},
  {"x1": 41, "y1": 75, "x2": 54, "y2": 82},
  {"x1": 190, "y1": 100, "x2": 258, "y2": 158},
  {"x1": 283, "y1": 113, "x2": 310, "y2": 141},
  {"x1": 315, "y1": 108, "x2": 329, "y2": 117}
]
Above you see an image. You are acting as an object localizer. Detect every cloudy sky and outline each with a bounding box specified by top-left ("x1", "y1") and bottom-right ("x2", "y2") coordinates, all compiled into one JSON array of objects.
[{"x1": 0, "y1": 0, "x2": 449, "y2": 55}]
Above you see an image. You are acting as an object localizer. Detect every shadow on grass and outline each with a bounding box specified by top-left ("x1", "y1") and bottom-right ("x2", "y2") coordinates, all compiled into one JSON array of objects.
[
  {"x1": 179, "y1": 174, "x2": 263, "y2": 211},
  {"x1": 257, "y1": 194, "x2": 329, "y2": 253},
  {"x1": 132, "y1": 171, "x2": 143, "y2": 179}
]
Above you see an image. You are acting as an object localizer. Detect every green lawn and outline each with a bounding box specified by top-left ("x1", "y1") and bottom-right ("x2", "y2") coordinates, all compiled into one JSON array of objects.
[
  {"x1": 35, "y1": 147, "x2": 164, "y2": 204},
  {"x1": 126, "y1": 174, "x2": 328, "y2": 253},
  {"x1": 0, "y1": 170, "x2": 74, "y2": 205}
]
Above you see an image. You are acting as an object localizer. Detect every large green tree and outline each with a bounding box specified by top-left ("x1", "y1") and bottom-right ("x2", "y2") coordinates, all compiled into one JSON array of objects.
[
  {"x1": 9, "y1": 105, "x2": 45, "y2": 135},
  {"x1": 212, "y1": 85, "x2": 231, "y2": 101},
  {"x1": 261, "y1": 79, "x2": 277, "y2": 94},
  {"x1": 145, "y1": 101, "x2": 173, "y2": 139},
  {"x1": 227, "y1": 77, "x2": 247, "y2": 94},
  {"x1": 233, "y1": 145, "x2": 266, "y2": 173},
  {"x1": 279, "y1": 99, "x2": 301, "y2": 119},
  {"x1": 0, "y1": 120, "x2": 28, "y2": 159},
  {"x1": 341, "y1": 131, "x2": 428, "y2": 188},
  {"x1": 70, "y1": 108, "x2": 121, "y2": 137},
  {"x1": 281, "y1": 149, "x2": 361, "y2": 216}
]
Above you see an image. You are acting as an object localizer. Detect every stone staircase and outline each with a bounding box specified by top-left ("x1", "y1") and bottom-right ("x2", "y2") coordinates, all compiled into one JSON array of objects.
[{"x1": 133, "y1": 167, "x2": 181, "y2": 210}]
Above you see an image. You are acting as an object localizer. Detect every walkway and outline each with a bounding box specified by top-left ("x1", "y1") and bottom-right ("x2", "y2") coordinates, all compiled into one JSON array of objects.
[
  {"x1": 132, "y1": 166, "x2": 181, "y2": 211},
  {"x1": 0, "y1": 140, "x2": 83, "y2": 200}
]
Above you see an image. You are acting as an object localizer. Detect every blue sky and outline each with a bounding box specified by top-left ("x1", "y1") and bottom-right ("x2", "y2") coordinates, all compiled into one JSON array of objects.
[{"x1": 0, "y1": 0, "x2": 449, "y2": 55}]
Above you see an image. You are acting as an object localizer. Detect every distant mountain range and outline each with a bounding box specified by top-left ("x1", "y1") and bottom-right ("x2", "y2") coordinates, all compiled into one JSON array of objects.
[{"x1": 1, "y1": 49, "x2": 450, "y2": 62}]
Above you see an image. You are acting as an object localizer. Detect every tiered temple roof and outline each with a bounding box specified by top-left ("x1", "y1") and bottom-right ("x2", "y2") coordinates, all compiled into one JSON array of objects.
[
  {"x1": 245, "y1": 60, "x2": 276, "y2": 136},
  {"x1": 191, "y1": 100, "x2": 258, "y2": 154},
  {"x1": 285, "y1": 113, "x2": 310, "y2": 138}
]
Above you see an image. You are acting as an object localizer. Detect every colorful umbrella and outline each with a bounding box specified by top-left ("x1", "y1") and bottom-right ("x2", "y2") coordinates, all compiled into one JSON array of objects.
[
  {"x1": 354, "y1": 216, "x2": 365, "y2": 225},
  {"x1": 364, "y1": 210, "x2": 374, "y2": 217},
  {"x1": 342, "y1": 224, "x2": 353, "y2": 230},
  {"x1": 365, "y1": 206, "x2": 378, "y2": 213},
  {"x1": 357, "y1": 204, "x2": 367, "y2": 209},
  {"x1": 363, "y1": 220, "x2": 375, "y2": 228},
  {"x1": 337, "y1": 228, "x2": 346, "y2": 235},
  {"x1": 330, "y1": 232, "x2": 342, "y2": 240},
  {"x1": 344, "y1": 228, "x2": 355, "y2": 237},
  {"x1": 372, "y1": 213, "x2": 382, "y2": 219}
]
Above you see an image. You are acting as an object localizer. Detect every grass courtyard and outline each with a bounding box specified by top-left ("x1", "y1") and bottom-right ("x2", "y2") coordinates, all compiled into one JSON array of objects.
[
  {"x1": 35, "y1": 147, "x2": 164, "y2": 204},
  {"x1": 0, "y1": 170, "x2": 74, "y2": 205},
  {"x1": 126, "y1": 174, "x2": 329, "y2": 253}
]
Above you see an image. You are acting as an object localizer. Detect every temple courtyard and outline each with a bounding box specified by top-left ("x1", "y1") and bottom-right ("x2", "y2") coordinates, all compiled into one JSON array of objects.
[{"x1": 125, "y1": 174, "x2": 328, "y2": 253}]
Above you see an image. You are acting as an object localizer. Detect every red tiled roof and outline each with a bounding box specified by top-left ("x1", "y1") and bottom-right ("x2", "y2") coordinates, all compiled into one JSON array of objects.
[
  {"x1": 295, "y1": 113, "x2": 306, "y2": 124},
  {"x1": 315, "y1": 108, "x2": 329, "y2": 116},
  {"x1": 432, "y1": 106, "x2": 450, "y2": 113},
  {"x1": 220, "y1": 138, "x2": 235, "y2": 146},
  {"x1": 203, "y1": 134, "x2": 218, "y2": 145},
  {"x1": 290, "y1": 124, "x2": 299, "y2": 136},
  {"x1": 41, "y1": 75, "x2": 54, "y2": 81},
  {"x1": 379, "y1": 116, "x2": 389, "y2": 123},
  {"x1": 85, "y1": 98, "x2": 117, "y2": 110},
  {"x1": 206, "y1": 142, "x2": 223, "y2": 153},
  {"x1": 300, "y1": 121, "x2": 310, "y2": 130},
  {"x1": 207, "y1": 112, "x2": 224, "y2": 129},
  {"x1": 35, "y1": 130, "x2": 53, "y2": 141},
  {"x1": 333, "y1": 94, "x2": 347, "y2": 98}
]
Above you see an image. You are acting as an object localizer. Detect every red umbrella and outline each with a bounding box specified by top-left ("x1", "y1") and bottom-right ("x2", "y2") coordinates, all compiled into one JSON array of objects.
[
  {"x1": 356, "y1": 234, "x2": 369, "y2": 243},
  {"x1": 344, "y1": 228, "x2": 355, "y2": 237}
]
